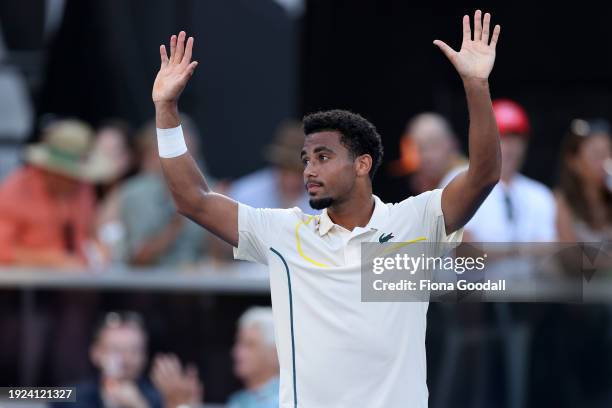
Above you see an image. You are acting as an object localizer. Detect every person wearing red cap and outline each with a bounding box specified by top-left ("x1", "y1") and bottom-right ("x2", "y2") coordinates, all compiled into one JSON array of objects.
[{"x1": 461, "y1": 99, "x2": 557, "y2": 242}]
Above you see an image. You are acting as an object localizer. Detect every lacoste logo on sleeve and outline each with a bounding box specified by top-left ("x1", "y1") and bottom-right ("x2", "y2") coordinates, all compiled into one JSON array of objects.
[{"x1": 378, "y1": 232, "x2": 394, "y2": 243}]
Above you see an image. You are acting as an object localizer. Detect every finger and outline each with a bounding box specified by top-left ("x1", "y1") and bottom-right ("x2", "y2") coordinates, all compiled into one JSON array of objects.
[
  {"x1": 473, "y1": 10, "x2": 482, "y2": 41},
  {"x1": 169, "y1": 35, "x2": 177, "y2": 62},
  {"x1": 156, "y1": 355, "x2": 172, "y2": 378},
  {"x1": 490, "y1": 24, "x2": 501, "y2": 48},
  {"x1": 160, "y1": 45, "x2": 169, "y2": 66},
  {"x1": 181, "y1": 36, "x2": 194, "y2": 65},
  {"x1": 482, "y1": 13, "x2": 491, "y2": 44},
  {"x1": 174, "y1": 31, "x2": 186, "y2": 64},
  {"x1": 433, "y1": 40, "x2": 456, "y2": 61},
  {"x1": 462, "y1": 15, "x2": 471, "y2": 43},
  {"x1": 185, "y1": 61, "x2": 198, "y2": 77},
  {"x1": 150, "y1": 368, "x2": 162, "y2": 384}
]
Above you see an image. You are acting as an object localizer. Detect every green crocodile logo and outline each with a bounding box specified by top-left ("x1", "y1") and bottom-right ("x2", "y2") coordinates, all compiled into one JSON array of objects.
[{"x1": 378, "y1": 232, "x2": 394, "y2": 243}]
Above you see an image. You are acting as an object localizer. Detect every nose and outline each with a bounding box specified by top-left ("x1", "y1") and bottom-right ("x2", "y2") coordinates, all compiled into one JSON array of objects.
[{"x1": 303, "y1": 161, "x2": 317, "y2": 179}]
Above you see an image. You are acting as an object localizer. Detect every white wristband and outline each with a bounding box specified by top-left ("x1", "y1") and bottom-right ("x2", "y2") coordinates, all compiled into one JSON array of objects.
[{"x1": 157, "y1": 125, "x2": 188, "y2": 158}]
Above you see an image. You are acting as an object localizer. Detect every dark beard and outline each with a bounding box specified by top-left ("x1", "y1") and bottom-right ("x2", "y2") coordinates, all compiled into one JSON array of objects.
[{"x1": 309, "y1": 196, "x2": 334, "y2": 210}]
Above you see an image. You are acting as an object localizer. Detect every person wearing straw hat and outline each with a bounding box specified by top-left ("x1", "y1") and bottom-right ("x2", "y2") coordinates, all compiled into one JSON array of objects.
[{"x1": 0, "y1": 119, "x2": 112, "y2": 267}]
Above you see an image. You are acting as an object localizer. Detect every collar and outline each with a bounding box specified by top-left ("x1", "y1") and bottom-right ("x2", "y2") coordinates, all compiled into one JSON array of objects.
[{"x1": 317, "y1": 194, "x2": 387, "y2": 236}]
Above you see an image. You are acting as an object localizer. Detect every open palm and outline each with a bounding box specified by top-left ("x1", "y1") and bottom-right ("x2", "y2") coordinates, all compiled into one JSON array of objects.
[
  {"x1": 152, "y1": 31, "x2": 198, "y2": 104},
  {"x1": 434, "y1": 10, "x2": 501, "y2": 81}
]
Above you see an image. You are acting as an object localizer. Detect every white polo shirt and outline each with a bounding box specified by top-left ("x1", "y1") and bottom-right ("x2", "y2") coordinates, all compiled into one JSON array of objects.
[{"x1": 233, "y1": 188, "x2": 463, "y2": 408}]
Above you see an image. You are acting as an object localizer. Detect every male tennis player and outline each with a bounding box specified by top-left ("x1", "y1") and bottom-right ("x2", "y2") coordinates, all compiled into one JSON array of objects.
[{"x1": 152, "y1": 10, "x2": 501, "y2": 408}]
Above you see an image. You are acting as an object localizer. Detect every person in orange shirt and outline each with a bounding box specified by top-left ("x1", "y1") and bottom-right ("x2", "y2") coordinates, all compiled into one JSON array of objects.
[{"x1": 0, "y1": 119, "x2": 112, "y2": 267}]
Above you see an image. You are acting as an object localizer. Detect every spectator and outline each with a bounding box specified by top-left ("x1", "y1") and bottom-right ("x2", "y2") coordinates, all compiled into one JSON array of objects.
[
  {"x1": 151, "y1": 307, "x2": 279, "y2": 408},
  {"x1": 462, "y1": 99, "x2": 557, "y2": 242},
  {"x1": 0, "y1": 119, "x2": 111, "y2": 267},
  {"x1": 53, "y1": 311, "x2": 162, "y2": 408},
  {"x1": 556, "y1": 119, "x2": 612, "y2": 242},
  {"x1": 92, "y1": 119, "x2": 136, "y2": 263},
  {"x1": 118, "y1": 117, "x2": 209, "y2": 267},
  {"x1": 390, "y1": 112, "x2": 467, "y2": 194},
  {"x1": 229, "y1": 120, "x2": 315, "y2": 213},
  {"x1": 227, "y1": 307, "x2": 279, "y2": 407}
]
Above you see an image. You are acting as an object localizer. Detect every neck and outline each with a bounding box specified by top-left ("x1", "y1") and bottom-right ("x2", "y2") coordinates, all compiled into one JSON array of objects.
[
  {"x1": 326, "y1": 185, "x2": 374, "y2": 231},
  {"x1": 500, "y1": 172, "x2": 515, "y2": 185},
  {"x1": 244, "y1": 369, "x2": 277, "y2": 391}
]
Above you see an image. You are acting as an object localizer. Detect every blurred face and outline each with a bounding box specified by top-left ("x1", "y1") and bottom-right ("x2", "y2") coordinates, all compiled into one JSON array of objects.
[
  {"x1": 276, "y1": 167, "x2": 305, "y2": 200},
  {"x1": 500, "y1": 135, "x2": 527, "y2": 182},
  {"x1": 232, "y1": 325, "x2": 277, "y2": 382},
  {"x1": 90, "y1": 325, "x2": 147, "y2": 381},
  {"x1": 411, "y1": 120, "x2": 455, "y2": 180},
  {"x1": 40, "y1": 169, "x2": 82, "y2": 197},
  {"x1": 95, "y1": 128, "x2": 132, "y2": 180},
  {"x1": 302, "y1": 131, "x2": 367, "y2": 210},
  {"x1": 571, "y1": 133, "x2": 612, "y2": 185}
]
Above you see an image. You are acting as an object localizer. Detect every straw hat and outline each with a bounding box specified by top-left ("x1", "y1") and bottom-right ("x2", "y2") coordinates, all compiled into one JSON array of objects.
[{"x1": 25, "y1": 119, "x2": 113, "y2": 182}]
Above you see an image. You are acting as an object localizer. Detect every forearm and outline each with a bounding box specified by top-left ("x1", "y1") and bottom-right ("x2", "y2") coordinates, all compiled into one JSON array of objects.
[
  {"x1": 463, "y1": 78, "x2": 501, "y2": 187},
  {"x1": 152, "y1": 32, "x2": 239, "y2": 246},
  {"x1": 155, "y1": 101, "x2": 212, "y2": 217}
]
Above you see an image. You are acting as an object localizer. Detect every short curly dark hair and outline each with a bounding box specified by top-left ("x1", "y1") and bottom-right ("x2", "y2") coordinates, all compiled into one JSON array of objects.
[{"x1": 302, "y1": 109, "x2": 384, "y2": 179}]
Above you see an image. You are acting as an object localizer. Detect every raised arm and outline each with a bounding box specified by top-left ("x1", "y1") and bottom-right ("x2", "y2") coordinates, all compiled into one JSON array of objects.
[
  {"x1": 433, "y1": 10, "x2": 502, "y2": 234},
  {"x1": 153, "y1": 31, "x2": 238, "y2": 246}
]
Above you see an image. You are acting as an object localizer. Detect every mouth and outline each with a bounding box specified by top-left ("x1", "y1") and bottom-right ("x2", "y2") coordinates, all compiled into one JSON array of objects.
[{"x1": 306, "y1": 181, "x2": 323, "y2": 194}]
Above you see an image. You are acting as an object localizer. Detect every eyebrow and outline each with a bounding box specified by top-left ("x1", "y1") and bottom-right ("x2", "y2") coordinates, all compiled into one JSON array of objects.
[{"x1": 300, "y1": 146, "x2": 335, "y2": 157}]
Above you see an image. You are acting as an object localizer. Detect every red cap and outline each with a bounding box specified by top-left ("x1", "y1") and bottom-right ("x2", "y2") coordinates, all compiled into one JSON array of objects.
[{"x1": 492, "y1": 99, "x2": 530, "y2": 137}]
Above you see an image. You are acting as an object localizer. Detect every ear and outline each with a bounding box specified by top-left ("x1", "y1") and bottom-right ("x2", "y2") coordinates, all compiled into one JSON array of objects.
[{"x1": 354, "y1": 154, "x2": 373, "y2": 178}]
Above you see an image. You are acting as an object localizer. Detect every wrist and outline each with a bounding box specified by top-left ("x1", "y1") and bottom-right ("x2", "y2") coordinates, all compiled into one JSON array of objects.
[
  {"x1": 155, "y1": 101, "x2": 180, "y2": 130},
  {"x1": 461, "y1": 76, "x2": 489, "y2": 88},
  {"x1": 154, "y1": 99, "x2": 178, "y2": 109},
  {"x1": 157, "y1": 125, "x2": 188, "y2": 158}
]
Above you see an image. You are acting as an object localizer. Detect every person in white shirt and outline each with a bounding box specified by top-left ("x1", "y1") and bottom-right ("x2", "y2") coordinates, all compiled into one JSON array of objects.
[
  {"x1": 151, "y1": 10, "x2": 502, "y2": 407},
  {"x1": 461, "y1": 99, "x2": 557, "y2": 242}
]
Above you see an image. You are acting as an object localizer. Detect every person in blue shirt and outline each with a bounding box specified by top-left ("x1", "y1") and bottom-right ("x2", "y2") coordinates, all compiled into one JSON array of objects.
[
  {"x1": 151, "y1": 307, "x2": 278, "y2": 408},
  {"x1": 227, "y1": 307, "x2": 279, "y2": 408}
]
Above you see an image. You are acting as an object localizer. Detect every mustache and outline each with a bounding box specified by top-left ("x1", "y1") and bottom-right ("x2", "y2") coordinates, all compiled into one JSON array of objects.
[{"x1": 305, "y1": 180, "x2": 324, "y2": 187}]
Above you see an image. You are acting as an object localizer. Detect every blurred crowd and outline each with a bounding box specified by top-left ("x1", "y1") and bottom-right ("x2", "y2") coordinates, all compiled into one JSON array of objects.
[
  {"x1": 1, "y1": 100, "x2": 610, "y2": 273},
  {"x1": 0, "y1": 115, "x2": 313, "y2": 270},
  {"x1": 49, "y1": 307, "x2": 279, "y2": 408},
  {"x1": 390, "y1": 100, "x2": 612, "y2": 244}
]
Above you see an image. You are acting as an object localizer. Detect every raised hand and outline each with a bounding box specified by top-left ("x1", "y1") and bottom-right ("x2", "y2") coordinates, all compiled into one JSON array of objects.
[
  {"x1": 433, "y1": 10, "x2": 500, "y2": 81},
  {"x1": 152, "y1": 31, "x2": 198, "y2": 104}
]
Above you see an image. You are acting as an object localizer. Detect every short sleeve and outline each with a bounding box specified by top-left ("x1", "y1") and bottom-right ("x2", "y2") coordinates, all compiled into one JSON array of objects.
[
  {"x1": 233, "y1": 203, "x2": 296, "y2": 265},
  {"x1": 401, "y1": 189, "x2": 463, "y2": 257}
]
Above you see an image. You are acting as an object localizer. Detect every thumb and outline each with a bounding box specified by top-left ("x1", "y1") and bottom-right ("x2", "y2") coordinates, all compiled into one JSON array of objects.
[{"x1": 433, "y1": 40, "x2": 456, "y2": 60}]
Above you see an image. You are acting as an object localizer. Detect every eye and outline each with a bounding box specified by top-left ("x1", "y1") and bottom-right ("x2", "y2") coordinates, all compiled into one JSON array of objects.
[
  {"x1": 319, "y1": 154, "x2": 329, "y2": 161},
  {"x1": 302, "y1": 158, "x2": 309, "y2": 166}
]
